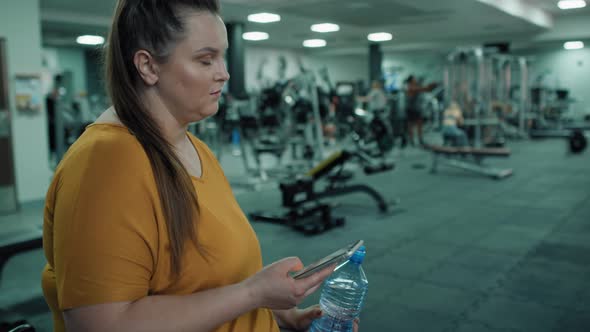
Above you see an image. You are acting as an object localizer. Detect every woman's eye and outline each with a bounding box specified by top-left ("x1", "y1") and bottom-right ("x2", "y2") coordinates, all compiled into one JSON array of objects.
[{"x1": 197, "y1": 57, "x2": 213, "y2": 65}]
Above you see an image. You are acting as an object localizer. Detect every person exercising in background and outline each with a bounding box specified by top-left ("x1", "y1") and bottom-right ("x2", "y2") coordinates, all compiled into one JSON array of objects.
[
  {"x1": 45, "y1": 74, "x2": 64, "y2": 162},
  {"x1": 405, "y1": 75, "x2": 437, "y2": 146},
  {"x1": 358, "y1": 80, "x2": 388, "y2": 114},
  {"x1": 442, "y1": 101, "x2": 468, "y2": 147},
  {"x1": 40, "y1": 1, "x2": 359, "y2": 332}
]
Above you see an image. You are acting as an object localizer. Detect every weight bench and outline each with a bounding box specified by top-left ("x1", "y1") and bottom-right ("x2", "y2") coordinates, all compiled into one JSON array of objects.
[
  {"x1": 0, "y1": 228, "x2": 43, "y2": 286},
  {"x1": 0, "y1": 228, "x2": 42, "y2": 332},
  {"x1": 250, "y1": 150, "x2": 394, "y2": 235},
  {"x1": 425, "y1": 144, "x2": 513, "y2": 179},
  {"x1": 0, "y1": 321, "x2": 35, "y2": 332}
]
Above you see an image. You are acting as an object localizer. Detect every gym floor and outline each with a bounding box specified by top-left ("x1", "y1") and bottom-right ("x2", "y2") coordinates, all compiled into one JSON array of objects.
[{"x1": 1, "y1": 136, "x2": 589, "y2": 332}]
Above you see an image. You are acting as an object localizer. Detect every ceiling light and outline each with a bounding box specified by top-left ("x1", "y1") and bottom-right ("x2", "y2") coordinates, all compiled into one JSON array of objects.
[
  {"x1": 564, "y1": 41, "x2": 584, "y2": 50},
  {"x1": 76, "y1": 35, "x2": 104, "y2": 45},
  {"x1": 558, "y1": 0, "x2": 586, "y2": 9},
  {"x1": 303, "y1": 39, "x2": 327, "y2": 48},
  {"x1": 242, "y1": 32, "x2": 269, "y2": 41},
  {"x1": 247, "y1": 13, "x2": 281, "y2": 23},
  {"x1": 311, "y1": 23, "x2": 340, "y2": 33},
  {"x1": 367, "y1": 32, "x2": 393, "y2": 42}
]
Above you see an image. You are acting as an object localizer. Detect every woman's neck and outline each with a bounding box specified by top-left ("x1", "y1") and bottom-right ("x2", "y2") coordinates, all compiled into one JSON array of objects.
[{"x1": 96, "y1": 104, "x2": 188, "y2": 149}]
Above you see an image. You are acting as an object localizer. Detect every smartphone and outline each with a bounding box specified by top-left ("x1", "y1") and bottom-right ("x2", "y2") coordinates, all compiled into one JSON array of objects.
[{"x1": 290, "y1": 240, "x2": 364, "y2": 279}]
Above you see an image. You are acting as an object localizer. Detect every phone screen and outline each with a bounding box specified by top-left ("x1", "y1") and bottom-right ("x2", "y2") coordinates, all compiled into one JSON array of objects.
[{"x1": 291, "y1": 240, "x2": 363, "y2": 279}]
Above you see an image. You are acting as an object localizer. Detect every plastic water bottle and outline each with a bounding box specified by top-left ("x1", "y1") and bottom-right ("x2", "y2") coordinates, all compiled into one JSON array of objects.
[
  {"x1": 310, "y1": 246, "x2": 368, "y2": 332},
  {"x1": 231, "y1": 127, "x2": 241, "y2": 156}
]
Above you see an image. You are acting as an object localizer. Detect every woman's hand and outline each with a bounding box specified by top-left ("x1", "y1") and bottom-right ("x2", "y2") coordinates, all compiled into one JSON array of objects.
[
  {"x1": 274, "y1": 305, "x2": 360, "y2": 331},
  {"x1": 243, "y1": 257, "x2": 335, "y2": 310}
]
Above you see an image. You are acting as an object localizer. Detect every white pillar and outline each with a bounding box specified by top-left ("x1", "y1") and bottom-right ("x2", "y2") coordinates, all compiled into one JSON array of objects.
[{"x1": 0, "y1": 0, "x2": 52, "y2": 204}]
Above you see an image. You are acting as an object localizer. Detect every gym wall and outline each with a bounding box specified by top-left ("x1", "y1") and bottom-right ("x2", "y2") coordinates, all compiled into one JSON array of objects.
[
  {"x1": 42, "y1": 47, "x2": 88, "y2": 97},
  {"x1": 382, "y1": 51, "x2": 447, "y2": 87},
  {"x1": 47, "y1": 43, "x2": 590, "y2": 117},
  {"x1": 307, "y1": 54, "x2": 369, "y2": 87},
  {"x1": 381, "y1": 47, "x2": 589, "y2": 116},
  {"x1": 244, "y1": 46, "x2": 368, "y2": 92},
  {"x1": 526, "y1": 47, "x2": 590, "y2": 114}
]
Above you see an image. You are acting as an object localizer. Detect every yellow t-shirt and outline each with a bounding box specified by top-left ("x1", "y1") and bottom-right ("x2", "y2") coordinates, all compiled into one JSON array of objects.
[{"x1": 41, "y1": 123, "x2": 279, "y2": 332}]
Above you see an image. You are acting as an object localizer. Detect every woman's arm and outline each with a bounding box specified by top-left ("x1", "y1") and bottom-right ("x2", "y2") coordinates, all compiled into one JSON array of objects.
[
  {"x1": 64, "y1": 257, "x2": 335, "y2": 332},
  {"x1": 64, "y1": 282, "x2": 255, "y2": 332},
  {"x1": 407, "y1": 82, "x2": 437, "y2": 94}
]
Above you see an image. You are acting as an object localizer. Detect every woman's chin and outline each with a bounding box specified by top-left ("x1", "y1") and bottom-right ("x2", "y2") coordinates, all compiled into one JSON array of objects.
[{"x1": 189, "y1": 107, "x2": 219, "y2": 123}]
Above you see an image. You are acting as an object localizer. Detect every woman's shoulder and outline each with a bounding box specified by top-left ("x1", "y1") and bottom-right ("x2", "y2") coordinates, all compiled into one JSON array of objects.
[
  {"x1": 80, "y1": 123, "x2": 143, "y2": 152},
  {"x1": 58, "y1": 123, "x2": 152, "y2": 177}
]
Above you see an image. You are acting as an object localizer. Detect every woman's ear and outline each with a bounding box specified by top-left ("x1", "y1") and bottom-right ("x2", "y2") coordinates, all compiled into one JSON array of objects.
[{"x1": 133, "y1": 50, "x2": 159, "y2": 86}]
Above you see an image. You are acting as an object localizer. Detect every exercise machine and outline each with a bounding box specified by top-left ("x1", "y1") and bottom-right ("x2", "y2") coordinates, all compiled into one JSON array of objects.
[
  {"x1": 250, "y1": 150, "x2": 394, "y2": 235},
  {"x1": 444, "y1": 47, "x2": 531, "y2": 147},
  {"x1": 334, "y1": 82, "x2": 395, "y2": 158}
]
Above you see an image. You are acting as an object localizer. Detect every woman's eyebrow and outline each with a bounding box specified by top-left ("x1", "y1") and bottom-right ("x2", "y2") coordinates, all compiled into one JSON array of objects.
[{"x1": 194, "y1": 47, "x2": 220, "y2": 55}]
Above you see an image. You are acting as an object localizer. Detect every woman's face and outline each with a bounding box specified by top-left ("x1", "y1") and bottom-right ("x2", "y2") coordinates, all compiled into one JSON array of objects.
[{"x1": 155, "y1": 11, "x2": 230, "y2": 124}]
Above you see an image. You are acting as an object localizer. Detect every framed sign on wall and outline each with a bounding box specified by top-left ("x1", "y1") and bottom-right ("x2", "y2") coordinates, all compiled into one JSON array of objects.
[{"x1": 14, "y1": 74, "x2": 42, "y2": 113}]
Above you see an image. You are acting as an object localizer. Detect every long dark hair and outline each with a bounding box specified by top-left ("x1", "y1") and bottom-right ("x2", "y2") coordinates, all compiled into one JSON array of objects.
[{"x1": 105, "y1": 0, "x2": 219, "y2": 277}]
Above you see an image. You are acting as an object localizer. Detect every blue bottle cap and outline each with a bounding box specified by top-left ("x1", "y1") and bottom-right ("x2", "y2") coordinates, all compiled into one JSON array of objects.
[{"x1": 350, "y1": 245, "x2": 366, "y2": 264}]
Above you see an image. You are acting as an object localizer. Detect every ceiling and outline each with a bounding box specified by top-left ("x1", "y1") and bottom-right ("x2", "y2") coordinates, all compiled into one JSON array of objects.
[{"x1": 40, "y1": 0, "x2": 590, "y2": 54}]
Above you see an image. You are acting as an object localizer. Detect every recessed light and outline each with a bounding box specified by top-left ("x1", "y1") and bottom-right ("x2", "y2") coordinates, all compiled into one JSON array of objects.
[
  {"x1": 558, "y1": 0, "x2": 586, "y2": 9},
  {"x1": 564, "y1": 41, "x2": 584, "y2": 50},
  {"x1": 76, "y1": 35, "x2": 104, "y2": 45},
  {"x1": 242, "y1": 32, "x2": 269, "y2": 41},
  {"x1": 303, "y1": 39, "x2": 327, "y2": 48},
  {"x1": 311, "y1": 23, "x2": 340, "y2": 33},
  {"x1": 367, "y1": 32, "x2": 393, "y2": 42},
  {"x1": 247, "y1": 13, "x2": 281, "y2": 23}
]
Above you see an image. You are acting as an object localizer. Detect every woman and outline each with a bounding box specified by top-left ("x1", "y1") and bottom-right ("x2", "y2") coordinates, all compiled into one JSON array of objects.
[
  {"x1": 41, "y1": 1, "x2": 358, "y2": 331},
  {"x1": 405, "y1": 75, "x2": 437, "y2": 146},
  {"x1": 358, "y1": 80, "x2": 388, "y2": 114},
  {"x1": 442, "y1": 101, "x2": 468, "y2": 146}
]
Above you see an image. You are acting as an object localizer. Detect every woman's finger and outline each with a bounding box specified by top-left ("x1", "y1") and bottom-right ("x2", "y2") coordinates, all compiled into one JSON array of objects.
[
  {"x1": 302, "y1": 282, "x2": 323, "y2": 298},
  {"x1": 297, "y1": 263, "x2": 336, "y2": 290}
]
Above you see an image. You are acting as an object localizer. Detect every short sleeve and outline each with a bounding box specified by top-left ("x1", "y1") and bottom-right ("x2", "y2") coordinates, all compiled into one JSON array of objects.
[{"x1": 52, "y1": 137, "x2": 158, "y2": 310}]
